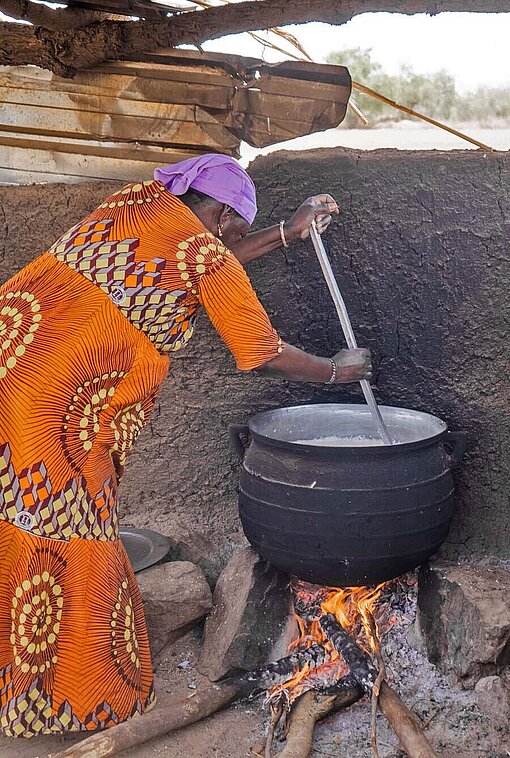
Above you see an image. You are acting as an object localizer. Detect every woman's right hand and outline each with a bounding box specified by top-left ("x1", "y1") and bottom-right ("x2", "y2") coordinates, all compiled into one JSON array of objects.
[
  {"x1": 255, "y1": 344, "x2": 373, "y2": 385},
  {"x1": 332, "y1": 348, "x2": 372, "y2": 383}
]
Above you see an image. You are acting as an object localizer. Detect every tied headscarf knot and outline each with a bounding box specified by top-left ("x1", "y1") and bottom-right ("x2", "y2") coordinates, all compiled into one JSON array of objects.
[{"x1": 154, "y1": 154, "x2": 257, "y2": 224}]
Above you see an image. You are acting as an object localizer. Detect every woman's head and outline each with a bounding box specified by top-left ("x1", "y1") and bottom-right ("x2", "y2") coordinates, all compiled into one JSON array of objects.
[{"x1": 154, "y1": 154, "x2": 256, "y2": 246}]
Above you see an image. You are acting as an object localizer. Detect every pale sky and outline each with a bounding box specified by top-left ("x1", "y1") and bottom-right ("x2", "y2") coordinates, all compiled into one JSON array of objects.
[{"x1": 203, "y1": 12, "x2": 510, "y2": 93}]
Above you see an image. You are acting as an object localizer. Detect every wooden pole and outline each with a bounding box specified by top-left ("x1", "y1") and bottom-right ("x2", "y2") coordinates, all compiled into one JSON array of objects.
[
  {"x1": 278, "y1": 684, "x2": 364, "y2": 758},
  {"x1": 352, "y1": 80, "x2": 494, "y2": 152},
  {"x1": 48, "y1": 680, "x2": 247, "y2": 758}
]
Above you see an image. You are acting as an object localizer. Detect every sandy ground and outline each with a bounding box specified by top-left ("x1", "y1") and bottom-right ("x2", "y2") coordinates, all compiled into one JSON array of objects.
[
  {"x1": 241, "y1": 121, "x2": 510, "y2": 165},
  {"x1": 1, "y1": 574, "x2": 508, "y2": 758}
]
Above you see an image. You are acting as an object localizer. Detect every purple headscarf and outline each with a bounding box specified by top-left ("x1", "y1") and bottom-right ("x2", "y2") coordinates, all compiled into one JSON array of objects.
[{"x1": 154, "y1": 154, "x2": 257, "y2": 225}]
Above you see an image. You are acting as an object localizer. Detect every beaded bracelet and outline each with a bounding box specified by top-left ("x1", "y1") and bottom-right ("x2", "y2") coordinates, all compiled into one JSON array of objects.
[{"x1": 325, "y1": 358, "x2": 337, "y2": 384}]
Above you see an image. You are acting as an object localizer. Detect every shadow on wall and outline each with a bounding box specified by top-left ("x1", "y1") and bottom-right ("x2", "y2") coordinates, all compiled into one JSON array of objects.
[{"x1": 0, "y1": 148, "x2": 508, "y2": 574}]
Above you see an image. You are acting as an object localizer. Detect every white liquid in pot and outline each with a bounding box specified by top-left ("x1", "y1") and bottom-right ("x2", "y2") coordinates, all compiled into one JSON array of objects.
[{"x1": 293, "y1": 435, "x2": 387, "y2": 447}]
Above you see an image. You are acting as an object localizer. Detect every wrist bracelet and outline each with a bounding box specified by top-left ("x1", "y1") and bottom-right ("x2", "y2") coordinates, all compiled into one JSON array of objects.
[
  {"x1": 326, "y1": 358, "x2": 337, "y2": 385},
  {"x1": 279, "y1": 220, "x2": 289, "y2": 248}
]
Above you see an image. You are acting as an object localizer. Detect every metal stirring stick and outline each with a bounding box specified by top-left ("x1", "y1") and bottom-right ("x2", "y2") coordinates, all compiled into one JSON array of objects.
[{"x1": 310, "y1": 221, "x2": 393, "y2": 445}]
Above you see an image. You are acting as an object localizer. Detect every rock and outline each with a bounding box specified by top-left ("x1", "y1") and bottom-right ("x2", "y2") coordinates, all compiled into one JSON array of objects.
[
  {"x1": 475, "y1": 673, "x2": 510, "y2": 732},
  {"x1": 417, "y1": 561, "x2": 510, "y2": 685},
  {"x1": 165, "y1": 532, "x2": 225, "y2": 588},
  {"x1": 198, "y1": 547, "x2": 294, "y2": 681},
  {"x1": 137, "y1": 561, "x2": 213, "y2": 656}
]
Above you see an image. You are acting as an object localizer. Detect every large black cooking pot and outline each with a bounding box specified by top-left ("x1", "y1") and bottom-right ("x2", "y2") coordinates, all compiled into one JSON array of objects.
[{"x1": 230, "y1": 404, "x2": 467, "y2": 587}]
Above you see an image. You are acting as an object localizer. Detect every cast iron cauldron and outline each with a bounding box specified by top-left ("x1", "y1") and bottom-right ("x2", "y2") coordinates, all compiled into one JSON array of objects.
[{"x1": 230, "y1": 404, "x2": 467, "y2": 587}]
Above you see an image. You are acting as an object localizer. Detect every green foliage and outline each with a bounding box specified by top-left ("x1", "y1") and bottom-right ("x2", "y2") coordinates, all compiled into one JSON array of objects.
[{"x1": 327, "y1": 47, "x2": 510, "y2": 126}]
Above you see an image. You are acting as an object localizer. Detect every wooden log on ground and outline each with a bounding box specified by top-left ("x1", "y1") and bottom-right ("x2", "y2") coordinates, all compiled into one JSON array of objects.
[
  {"x1": 320, "y1": 613, "x2": 439, "y2": 758},
  {"x1": 378, "y1": 681, "x2": 439, "y2": 758},
  {"x1": 48, "y1": 680, "x2": 249, "y2": 758},
  {"x1": 279, "y1": 680, "x2": 364, "y2": 758},
  {"x1": 48, "y1": 642, "x2": 332, "y2": 758}
]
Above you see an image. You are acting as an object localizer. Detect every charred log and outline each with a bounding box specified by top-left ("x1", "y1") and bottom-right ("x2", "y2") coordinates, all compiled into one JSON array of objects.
[
  {"x1": 316, "y1": 672, "x2": 363, "y2": 696},
  {"x1": 319, "y1": 612, "x2": 378, "y2": 693},
  {"x1": 238, "y1": 643, "x2": 328, "y2": 691}
]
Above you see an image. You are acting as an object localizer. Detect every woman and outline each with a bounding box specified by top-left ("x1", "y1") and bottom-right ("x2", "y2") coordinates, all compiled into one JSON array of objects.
[{"x1": 0, "y1": 155, "x2": 371, "y2": 738}]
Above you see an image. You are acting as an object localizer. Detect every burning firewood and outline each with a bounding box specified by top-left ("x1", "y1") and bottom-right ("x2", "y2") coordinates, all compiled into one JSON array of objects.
[
  {"x1": 320, "y1": 612, "x2": 439, "y2": 758},
  {"x1": 51, "y1": 576, "x2": 439, "y2": 758},
  {"x1": 320, "y1": 612, "x2": 379, "y2": 692},
  {"x1": 252, "y1": 672, "x2": 364, "y2": 758},
  {"x1": 239, "y1": 643, "x2": 328, "y2": 691}
]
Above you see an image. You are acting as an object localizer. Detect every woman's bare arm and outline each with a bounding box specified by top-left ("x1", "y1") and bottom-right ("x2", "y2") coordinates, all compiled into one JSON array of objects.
[{"x1": 255, "y1": 345, "x2": 372, "y2": 384}]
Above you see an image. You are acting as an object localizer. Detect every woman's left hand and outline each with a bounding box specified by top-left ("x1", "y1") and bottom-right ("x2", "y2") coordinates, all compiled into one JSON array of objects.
[{"x1": 285, "y1": 194, "x2": 340, "y2": 241}]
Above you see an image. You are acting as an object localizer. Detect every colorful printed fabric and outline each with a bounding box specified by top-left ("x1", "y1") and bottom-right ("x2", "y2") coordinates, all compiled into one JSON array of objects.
[{"x1": 0, "y1": 179, "x2": 282, "y2": 737}]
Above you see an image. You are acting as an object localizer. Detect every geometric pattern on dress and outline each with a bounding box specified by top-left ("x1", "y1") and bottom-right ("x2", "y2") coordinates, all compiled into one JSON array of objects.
[
  {"x1": 0, "y1": 289, "x2": 42, "y2": 381},
  {"x1": 60, "y1": 370, "x2": 125, "y2": 473},
  {"x1": 49, "y1": 219, "x2": 198, "y2": 353},
  {"x1": 0, "y1": 669, "x2": 154, "y2": 737},
  {"x1": 0, "y1": 443, "x2": 117, "y2": 541},
  {"x1": 0, "y1": 665, "x2": 13, "y2": 708},
  {"x1": 110, "y1": 401, "x2": 149, "y2": 472},
  {"x1": 110, "y1": 579, "x2": 142, "y2": 689}
]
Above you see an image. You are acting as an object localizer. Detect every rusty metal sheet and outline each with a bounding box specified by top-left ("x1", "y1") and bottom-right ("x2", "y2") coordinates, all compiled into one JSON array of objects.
[
  {"x1": 0, "y1": 50, "x2": 352, "y2": 182},
  {"x1": 120, "y1": 49, "x2": 352, "y2": 148}
]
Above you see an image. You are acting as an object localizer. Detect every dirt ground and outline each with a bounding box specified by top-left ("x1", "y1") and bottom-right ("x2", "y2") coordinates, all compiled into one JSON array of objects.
[{"x1": 1, "y1": 575, "x2": 508, "y2": 758}]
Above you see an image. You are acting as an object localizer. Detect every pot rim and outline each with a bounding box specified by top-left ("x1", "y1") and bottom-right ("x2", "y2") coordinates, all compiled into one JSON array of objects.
[{"x1": 246, "y1": 402, "x2": 449, "y2": 453}]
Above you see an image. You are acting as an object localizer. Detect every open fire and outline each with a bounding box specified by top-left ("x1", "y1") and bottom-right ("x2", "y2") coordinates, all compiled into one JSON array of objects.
[
  {"x1": 267, "y1": 580, "x2": 389, "y2": 704},
  {"x1": 52, "y1": 564, "x2": 440, "y2": 758},
  {"x1": 242, "y1": 575, "x2": 438, "y2": 758}
]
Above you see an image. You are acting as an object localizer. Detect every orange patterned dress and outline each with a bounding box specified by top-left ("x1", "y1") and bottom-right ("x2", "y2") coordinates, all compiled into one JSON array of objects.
[{"x1": 0, "y1": 179, "x2": 282, "y2": 737}]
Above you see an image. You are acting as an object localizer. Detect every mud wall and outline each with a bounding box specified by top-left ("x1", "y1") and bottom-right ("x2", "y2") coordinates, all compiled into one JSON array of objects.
[{"x1": 0, "y1": 148, "x2": 508, "y2": 573}]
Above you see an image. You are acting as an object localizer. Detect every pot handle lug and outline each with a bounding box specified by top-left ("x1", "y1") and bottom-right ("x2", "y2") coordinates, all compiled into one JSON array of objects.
[
  {"x1": 229, "y1": 424, "x2": 251, "y2": 461},
  {"x1": 445, "y1": 430, "x2": 468, "y2": 468}
]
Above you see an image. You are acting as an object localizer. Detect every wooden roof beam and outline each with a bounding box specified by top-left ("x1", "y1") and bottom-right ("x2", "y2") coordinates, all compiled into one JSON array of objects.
[
  {"x1": 0, "y1": 0, "x2": 127, "y2": 29},
  {"x1": 0, "y1": 0, "x2": 508, "y2": 77}
]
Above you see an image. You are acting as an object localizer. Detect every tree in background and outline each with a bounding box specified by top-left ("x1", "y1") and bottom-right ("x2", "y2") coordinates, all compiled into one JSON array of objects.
[{"x1": 327, "y1": 47, "x2": 510, "y2": 127}]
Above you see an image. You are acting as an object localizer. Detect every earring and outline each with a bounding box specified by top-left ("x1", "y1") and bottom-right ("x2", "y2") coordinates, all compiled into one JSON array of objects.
[{"x1": 217, "y1": 224, "x2": 223, "y2": 238}]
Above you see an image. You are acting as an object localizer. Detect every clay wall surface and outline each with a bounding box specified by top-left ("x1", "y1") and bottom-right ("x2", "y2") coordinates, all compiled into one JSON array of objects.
[{"x1": 0, "y1": 148, "x2": 508, "y2": 572}]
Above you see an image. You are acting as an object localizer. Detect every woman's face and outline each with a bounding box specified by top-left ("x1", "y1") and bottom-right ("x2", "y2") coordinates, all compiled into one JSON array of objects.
[
  {"x1": 191, "y1": 200, "x2": 251, "y2": 248},
  {"x1": 221, "y1": 209, "x2": 251, "y2": 247}
]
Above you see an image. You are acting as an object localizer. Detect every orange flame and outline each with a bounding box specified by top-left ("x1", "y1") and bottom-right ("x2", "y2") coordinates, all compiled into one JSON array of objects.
[
  {"x1": 269, "y1": 581, "x2": 387, "y2": 703},
  {"x1": 321, "y1": 583, "x2": 385, "y2": 655}
]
